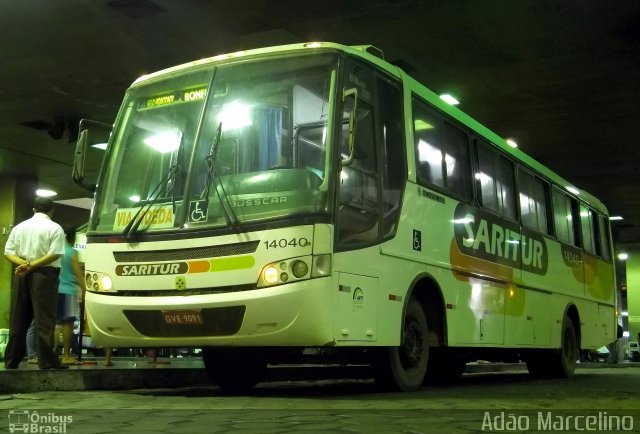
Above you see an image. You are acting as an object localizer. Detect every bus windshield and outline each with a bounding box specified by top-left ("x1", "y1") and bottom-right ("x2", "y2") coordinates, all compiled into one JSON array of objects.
[{"x1": 90, "y1": 53, "x2": 338, "y2": 233}]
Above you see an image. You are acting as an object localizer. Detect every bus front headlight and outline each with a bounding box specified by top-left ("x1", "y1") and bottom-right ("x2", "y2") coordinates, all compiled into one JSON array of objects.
[
  {"x1": 258, "y1": 254, "x2": 330, "y2": 288},
  {"x1": 85, "y1": 270, "x2": 115, "y2": 292},
  {"x1": 263, "y1": 266, "x2": 279, "y2": 285}
]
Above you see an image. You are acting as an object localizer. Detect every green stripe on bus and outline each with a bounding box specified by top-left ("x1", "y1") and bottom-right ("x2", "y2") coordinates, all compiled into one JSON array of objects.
[{"x1": 209, "y1": 256, "x2": 255, "y2": 272}]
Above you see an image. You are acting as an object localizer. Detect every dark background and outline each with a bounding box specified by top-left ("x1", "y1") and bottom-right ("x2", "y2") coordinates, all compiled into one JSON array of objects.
[{"x1": 1, "y1": 0, "x2": 638, "y2": 245}]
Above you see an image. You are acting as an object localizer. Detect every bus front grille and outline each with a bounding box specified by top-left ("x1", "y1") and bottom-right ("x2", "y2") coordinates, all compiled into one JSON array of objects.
[
  {"x1": 113, "y1": 240, "x2": 260, "y2": 262},
  {"x1": 115, "y1": 284, "x2": 256, "y2": 297},
  {"x1": 123, "y1": 306, "x2": 245, "y2": 337}
]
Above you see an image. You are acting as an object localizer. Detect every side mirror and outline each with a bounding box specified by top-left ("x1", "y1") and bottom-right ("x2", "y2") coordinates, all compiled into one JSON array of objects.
[
  {"x1": 72, "y1": 128, "x2": 88, "y2": 184},
  {"x1": 71, "y1": 119, "x2": 112, "y2": 192},
  {"x1": 341, "y1": 87, "x2": 358, "y2": 167}
]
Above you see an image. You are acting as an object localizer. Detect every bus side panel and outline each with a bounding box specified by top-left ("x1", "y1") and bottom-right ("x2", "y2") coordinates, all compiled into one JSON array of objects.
[
  {"x1": 584, "y1": 253, "x2": 616, "y2": 305},
  {"x1": 504, "y1": 287, "x2": 551, "y2": 347},
  {"x1": 333, "y1": 246, "x2": 421, "y2": 346},
  {"x1": 334, "y1": 272, "x2": 379, "y2": 342},
  {"x1": 380, "y1": 183, "x2": 513, "y2": 347},
  {"x1": 539, "y1": 239, "x2": 585, "y2": 297}
]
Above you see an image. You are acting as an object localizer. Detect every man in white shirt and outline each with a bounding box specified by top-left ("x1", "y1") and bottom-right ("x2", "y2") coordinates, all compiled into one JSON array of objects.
[{"x1": 4, "y1": 197, "x2": 67, "y2": 369}]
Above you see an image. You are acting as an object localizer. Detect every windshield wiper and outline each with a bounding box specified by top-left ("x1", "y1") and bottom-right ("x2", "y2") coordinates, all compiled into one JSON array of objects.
[
  {"x1": 203, "y1": 122, "x2": 239, "y2": 228},
  {"x1": 123, "y1": 163, "x2": 180, "y2": 240}
]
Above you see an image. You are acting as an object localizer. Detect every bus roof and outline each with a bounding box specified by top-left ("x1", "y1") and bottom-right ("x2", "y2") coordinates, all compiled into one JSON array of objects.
[{"x1": 131, "y1": 42, "x2": 608, "y2": 215}]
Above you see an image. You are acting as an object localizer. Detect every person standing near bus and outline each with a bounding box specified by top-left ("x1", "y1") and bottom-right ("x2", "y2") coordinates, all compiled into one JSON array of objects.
[
  {"x1": 4, "y1": 196, "x2": 68, "y2": 370},
  {"x1": 56, "y1": 226, "x2": 83, "y2": 364}
]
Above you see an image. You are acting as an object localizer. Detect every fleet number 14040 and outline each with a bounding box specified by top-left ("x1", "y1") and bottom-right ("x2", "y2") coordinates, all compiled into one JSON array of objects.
[{"x1": 263, "y1": 238, "x2": 310, "y2": 249}]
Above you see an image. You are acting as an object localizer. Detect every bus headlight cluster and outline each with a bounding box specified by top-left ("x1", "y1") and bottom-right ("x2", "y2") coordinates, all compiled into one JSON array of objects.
[
  {"x1": 258, "y1": 254, "x2": 331, "y2": 288},
  {"x1": 85, "y1": 271, "x2": 114, "y2": 292}
]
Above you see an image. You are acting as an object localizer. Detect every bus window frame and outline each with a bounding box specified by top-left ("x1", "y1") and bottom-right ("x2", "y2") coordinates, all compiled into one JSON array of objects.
[
  {"x1": 516, "y1": 165, "x2": 554, "y2": 236},
  {"x1": 472, "y1": 138, "x2": 518, "y2": 223},
  {"x1": 411, "y1": 95, "x2": 473, "y2": 205}
]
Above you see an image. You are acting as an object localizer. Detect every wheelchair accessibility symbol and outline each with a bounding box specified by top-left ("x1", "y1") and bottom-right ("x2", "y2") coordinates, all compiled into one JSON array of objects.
[
  {"x1": 189, "y1": 200, "x2": 208, "y2": 223},
  {"x1": 413, "y1": 229, "x2": 421, "y2": 251}
]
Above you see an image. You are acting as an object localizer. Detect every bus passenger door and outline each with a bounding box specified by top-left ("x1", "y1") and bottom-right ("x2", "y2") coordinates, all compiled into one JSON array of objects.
[
  {"x1": 332, "y1": 59, "x2": 404, "y2": 342},
  {"x1": 335, "y1": 272, "x2": 378, "y2": 342}
]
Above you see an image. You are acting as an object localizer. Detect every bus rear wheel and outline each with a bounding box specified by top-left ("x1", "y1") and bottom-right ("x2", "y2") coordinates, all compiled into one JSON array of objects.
[
  {"x1": 202, "y1": 347, "x2": 267, "y2": 392},
  {"x1": 373, "y1": 297, "x2": 429, "y2": 391},
  {"x1": 526, "y1": 316, "x2": 578, "y2": 378}
]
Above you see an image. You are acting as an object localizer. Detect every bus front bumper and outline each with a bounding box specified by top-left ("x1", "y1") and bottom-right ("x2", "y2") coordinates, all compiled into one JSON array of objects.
[{"x1": 84, "y1": 277, "x2": 335, "y2": 348}]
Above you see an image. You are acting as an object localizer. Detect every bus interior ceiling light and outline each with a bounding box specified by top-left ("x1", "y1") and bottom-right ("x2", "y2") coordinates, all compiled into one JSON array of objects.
[
  {"x1": 218, "y1": 101, "x2": 252, "y2": 131},
  {"x1": 506, "y1": 139, "x2": 518, "y2": 148},
  {"x1": 144, "y1": 130, "x2": 182, "y2": 153},
  {"x1": 440, "y1": 94, "x2": 460, "y2": 105}
]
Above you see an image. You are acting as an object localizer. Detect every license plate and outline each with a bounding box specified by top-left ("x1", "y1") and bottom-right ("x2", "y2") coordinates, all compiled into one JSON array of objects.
[{"x1": 161, "y1": 310, "x2": 203, "y2": 325}]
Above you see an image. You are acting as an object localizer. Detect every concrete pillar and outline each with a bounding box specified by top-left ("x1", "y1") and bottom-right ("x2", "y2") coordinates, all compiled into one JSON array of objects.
[{"x1": 626, "y1": 247, "x2": 640, "y2": 346}]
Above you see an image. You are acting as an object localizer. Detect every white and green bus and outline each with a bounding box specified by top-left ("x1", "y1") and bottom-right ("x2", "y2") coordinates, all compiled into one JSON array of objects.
[{"x1": 73, "y1": 42, "x2": 616, "y2": 391}]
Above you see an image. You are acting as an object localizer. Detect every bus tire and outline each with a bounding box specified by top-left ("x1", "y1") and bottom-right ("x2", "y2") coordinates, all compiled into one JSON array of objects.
[
  {"x1": 373, "y1": 297, "x2": 429, "y2": 391},
  {"x1": 553, "y1": 316, "x2": 579, "y2": 377},
  {"x1": 202, "y1": 347, "x2": 267, "y2": 392},
  {"x1": 526, "y1": 316, "x2": 578, "y2": 378}
]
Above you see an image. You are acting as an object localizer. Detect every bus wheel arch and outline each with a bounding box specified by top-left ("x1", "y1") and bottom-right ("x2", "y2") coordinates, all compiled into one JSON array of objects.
[
  {"x1": 411, "y1": 276, "x2": 467, "y2": 383},
  {"x1": 407, "y1": 275, "x2": 447, "y2": 348}
]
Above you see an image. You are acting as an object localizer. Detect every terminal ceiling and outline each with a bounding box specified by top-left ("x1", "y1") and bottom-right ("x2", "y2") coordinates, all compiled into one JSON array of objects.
[{"x1": 0, "y1": 0, "x2": 639, "y2": 245}]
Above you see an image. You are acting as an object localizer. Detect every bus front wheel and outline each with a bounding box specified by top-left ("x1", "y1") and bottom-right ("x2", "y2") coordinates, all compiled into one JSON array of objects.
[
  {"x1": 202, "y1": 347, "x2": 267, "y2": 392},
  {"x1": 373, "y1": 297, "x2": 429, "y2": 391}
]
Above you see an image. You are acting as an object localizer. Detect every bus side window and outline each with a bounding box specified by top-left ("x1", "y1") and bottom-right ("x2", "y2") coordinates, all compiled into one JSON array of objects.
[
  {"x1": 580, "y1": 204, "x2": 596, "y2": 254},
  {"x1": 413, "y1": 103, "x2": 444, "y2": 188},
  {"x1": 475, "y1": 141, "x2": 516, "y2": 220},
  {"x1": 598, "y1": 214, "x2": 612, "y2": 261},
  {"x1": 518, "y1": 169, "x2": 552, "y2": 235},
  {"x1": 412, "y1": 101, "x2": 471, "y2": 201},
  {"x1": 552, "y1": 187, "x2": 580, "y2": 246}
]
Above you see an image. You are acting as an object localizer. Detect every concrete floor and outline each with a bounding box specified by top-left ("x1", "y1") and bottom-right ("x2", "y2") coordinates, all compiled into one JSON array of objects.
[{"x1": 1, "y1": 359, "x2": 640, "y2": 433}]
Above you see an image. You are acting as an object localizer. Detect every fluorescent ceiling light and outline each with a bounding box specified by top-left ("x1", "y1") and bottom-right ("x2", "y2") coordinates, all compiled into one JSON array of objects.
[
  {"x1": 92, "y1": 143, "x2": 108, "y2": 150},
  {"x1": 440, "y1": 94, "x2": 460, "y2": 105},
  {"x1": 618, "y1": 253, "x2": 628, "y2": 260},
  {"x1": 36, "y1": 189, "x2": 57, "y2": 197},
  {"x1": 609, "y1": 216, "x2": 623, "y2": 221},
  {"x1": 506, "y1": 139, "x2": 518, "y2": 148}
]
